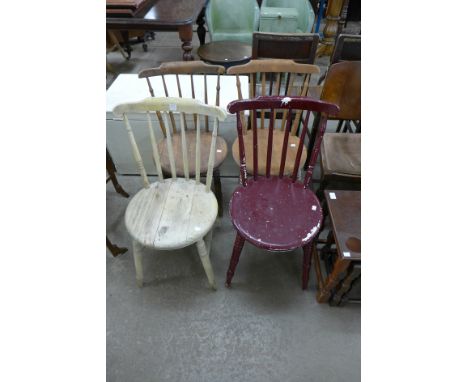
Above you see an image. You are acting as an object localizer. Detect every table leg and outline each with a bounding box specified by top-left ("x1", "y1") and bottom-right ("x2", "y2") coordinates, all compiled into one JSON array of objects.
[
  {"x1": 316, "y1": 255, "x2": 350, "y2": 303},
  {"x1": 178, "y1": 24, "x2": 194, "y2": 61},
  {"x1": 316, "y1": 0, "x2": 345, "y2": 57},
  {"x1": 196, "y1": 7, "x2": 206, "y2": 45},
  {"x1": 330, "y1": 262, "x2": 360, "y2": 306}
]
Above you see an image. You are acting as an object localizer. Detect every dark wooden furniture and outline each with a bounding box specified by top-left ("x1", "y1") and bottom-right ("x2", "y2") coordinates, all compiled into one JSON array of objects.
[
  {"x1": 225, "y1": 96, "x2": 339, "y2": 289},
  {"x1": 138, "y1": 61, "x2": 227, "y2": 216},
  {"x1": 106, "y1": 149, "x2": 129, "y2": 257},
  {"x1": 313, "y1": 190, "x2": 360, "y2": 305},
  {"x1": 313, "y1": 61, "x2": 361, "y2": 195},
  {"x1": 227, "y1": 59, "x2": 321, "y2": 176},
  {"x1": 318, "y1": 33, "x2": 361, "y2": 84},
  {"x1": 106, "y1": 0, "x2": 206, "y2": 61},
  {"x1": 252, "y1": 32, "x2": 320, "y2": 64},
  {"x1": 198, "y1": 41, "x2": 252, "y2": 68}
]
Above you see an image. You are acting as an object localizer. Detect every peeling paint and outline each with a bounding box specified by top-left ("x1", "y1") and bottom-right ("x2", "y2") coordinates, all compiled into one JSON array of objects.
[
  {"x1": 281, "y1": 97, "x2": 292, "y2": 105},
  {"x1": 302, "y1": 226, "x2": 318, "y2": 242}
]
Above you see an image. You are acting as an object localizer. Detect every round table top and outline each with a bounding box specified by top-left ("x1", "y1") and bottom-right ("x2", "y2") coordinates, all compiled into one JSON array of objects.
[{"x1": 198, "y1": 41, "x2": 252, "y2": 65}]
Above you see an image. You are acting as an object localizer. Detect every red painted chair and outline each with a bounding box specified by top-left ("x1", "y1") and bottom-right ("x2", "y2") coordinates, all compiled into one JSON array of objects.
[{"x1": 225, "y1": 95, "x2": 339, "y2": 289}]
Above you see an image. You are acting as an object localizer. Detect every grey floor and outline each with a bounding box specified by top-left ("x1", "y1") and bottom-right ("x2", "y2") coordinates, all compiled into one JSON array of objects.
[{"x1": 107, "y1": 25, "x2": 360, "y2": 382}]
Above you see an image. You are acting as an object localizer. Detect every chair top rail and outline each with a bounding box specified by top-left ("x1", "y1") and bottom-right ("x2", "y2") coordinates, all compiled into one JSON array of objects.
[
  {"x1": 227, "y1": 96, "x2": 339, "y2": 115},
  {"x1": 226, "y1": 59, "x2": 320, "y2": 75},
  {"x1": 113, "y1": 97, "x2": 228, "y2": 120},
  {"x1": 139, "y1": 61, "x2": 225, "y2": 78}
]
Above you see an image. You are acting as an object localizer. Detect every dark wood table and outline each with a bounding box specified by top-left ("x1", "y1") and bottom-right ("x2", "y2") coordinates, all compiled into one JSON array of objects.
[
  {"x1": 106, "y1": 0, "x2": 206, "y2": 61},
  {"x1": 198, "y1": 41, "x2": 252, "y2": 68},
  {"x1": 313, "y1": 190, "x2": 361, "y2": 305}
]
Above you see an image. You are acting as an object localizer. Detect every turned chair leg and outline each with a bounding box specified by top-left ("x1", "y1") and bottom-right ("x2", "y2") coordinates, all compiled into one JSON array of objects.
[
  {"x1": 225, "y1": 233, "x2": 245, "y2": 287},
  {"x1": 196, "y1": 231, "x2": 217, "y2": 290},
  {"x1": 302, "y1": 243, "x2": 313, "y2": 290},
  {"x1": 132, "y1": 240, "x2": 144, "y2": 288},
  {"x1": 213, "y1": 168, "x2": 223, "y2": 217}
]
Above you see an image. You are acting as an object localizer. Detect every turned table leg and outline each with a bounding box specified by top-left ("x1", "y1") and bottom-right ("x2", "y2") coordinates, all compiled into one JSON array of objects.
[
  {"x1": 317, "y1": 0, "x2": 345, "y2": 57},
  {"x1": 330, "y1": 262, "x2": 360, "y2": 306},
  {"x1": 178, "y1": 24, "x2": 195, "y2": 61},
  {"x1": 316, "y1": 256, "x2": 350, "y2": 303}
]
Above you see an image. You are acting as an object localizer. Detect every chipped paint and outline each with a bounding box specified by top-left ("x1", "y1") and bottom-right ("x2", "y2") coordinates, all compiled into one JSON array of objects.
[
  {"x1": 302, "y1": 226, "x2": 318, "y2": 242},
  {"x1": 311, "y1": 205, "x2": 317, "y2": 211},
  {"x1": 281, "y1": 97, "x2": 292, "y2": 105}
]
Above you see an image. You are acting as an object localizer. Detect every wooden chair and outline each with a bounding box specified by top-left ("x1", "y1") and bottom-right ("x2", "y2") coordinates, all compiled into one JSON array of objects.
[
  {"x1": 225, "y1": 95, "x2": 339, "y2": 289},
  {"x1": 318, "y1": 33, "x2": 361, "y2": 85},
  {"x1": 113, "y1": 97, "x2": 228, "y2": 289},
  {"x1": 138, "y1": 61, "x2": 227, "y2": 216},
  {"x1": 309, "y1": 61, "x2": 361, "y2": 194},
  {"x1": 252, "y1": 32, "x2": 320, "y2": 64},
  {"x1": 227, "y1": 59, "x2": 321, "y2": 176}
]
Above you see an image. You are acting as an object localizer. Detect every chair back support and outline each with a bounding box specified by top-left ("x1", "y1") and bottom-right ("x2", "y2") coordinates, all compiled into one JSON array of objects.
[
  {"x1": 252, "y1": 32, "x2": 319, "y2": 64},
  {"x1": 321, "y1": 61, "x2": 360, "y2": 121},
  {"x1": 227, "y1": 95, "x2": 339, "y2": 187},
  {"x1": 113, "y1": 97, "x2": 227, "y2": 190},
  {"x1": 227, "y1": 59, "x2": 320, "y2": 135},
  {"x1": 138, "y1": 61, "x2": 225, "y2": 137},
  {"x1": 330, "y1": 34, "x2": 361, "y2": 65}
]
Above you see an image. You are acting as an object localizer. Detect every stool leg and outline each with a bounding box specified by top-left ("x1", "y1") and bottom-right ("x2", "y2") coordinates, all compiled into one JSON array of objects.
[
  {"x1": 106, "y1": 236, "x2": 128, "y2": 257},
  {"x1": 225, "y1": 233, "x2": 245, "y2": 287}
]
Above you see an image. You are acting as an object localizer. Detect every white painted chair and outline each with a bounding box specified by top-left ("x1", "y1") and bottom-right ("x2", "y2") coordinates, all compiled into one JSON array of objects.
[{"x1": 113, "y1": 97, "x2": 228, "y2": 289}]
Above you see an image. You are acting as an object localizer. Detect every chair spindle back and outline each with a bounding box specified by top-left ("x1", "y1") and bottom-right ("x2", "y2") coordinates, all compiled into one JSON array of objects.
[
  {"x1": 227, "y1": 59, "x2": 320, "y2": 136},
  {"x1": 227, "y1": 96, "x2": 339, "y2": 187},
  {"x1": 113, "y1": 97, "x2": 227, "y2": 191},
  {"x1": 139, "y1": 61, "x2": 225, "y2": 136}
]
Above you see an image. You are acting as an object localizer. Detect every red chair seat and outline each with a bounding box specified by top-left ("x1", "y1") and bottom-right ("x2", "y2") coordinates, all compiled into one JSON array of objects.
[{"x1": 230, "y1": 177, "x2": 323, "y2": 251}]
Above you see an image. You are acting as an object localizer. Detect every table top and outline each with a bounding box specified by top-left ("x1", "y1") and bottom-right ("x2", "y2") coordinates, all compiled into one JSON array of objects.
[
  {"x1": 106, "y1": 0, "x2": 205, "y2": 28},
  {"x1": 198, "y1": 41, "x2": 252, "y2": 65},
  {"x1": 325, "y1": 190, "x2": 361, "y2": 261},
  {"x1": 106, "y1": 73, "x2": 249, "y2": 114}
]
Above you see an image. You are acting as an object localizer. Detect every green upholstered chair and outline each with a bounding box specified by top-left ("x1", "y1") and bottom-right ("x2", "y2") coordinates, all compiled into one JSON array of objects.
[
  {"x1": 259, "y1": 0, "x2": 315, "y2": 33},
  {"x1": 205, "y1": 0, "x2": 260, "y2": 44}
]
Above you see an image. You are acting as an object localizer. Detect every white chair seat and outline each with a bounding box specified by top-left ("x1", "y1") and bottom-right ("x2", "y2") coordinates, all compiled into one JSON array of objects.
[{"x1": 125, "y1": 178, "x2": 218, "y2": 250}]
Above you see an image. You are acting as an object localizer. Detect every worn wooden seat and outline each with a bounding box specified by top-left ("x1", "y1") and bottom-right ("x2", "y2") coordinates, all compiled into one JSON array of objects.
[
  {"x1": 227, "y1": 59, "x2": 320, "y2": 176},
  {"x1": 158, "y1": 131, "x2": 228, "y2": 176},
  {"x1": 126, "y1": 178, "x2": 218, "y2": 249},
  {"x1": 321, "y1": 133, "x2": 360, "y2": 176},
  {"x1": 113, "y1": 97, "x2": 227, "y2": 289},
  {"x1": 139, "y1": 61, "x2": 227, "y2": 215},
  {"x1": 226, "y1": 96, "x2": 339, "y2": 289}
]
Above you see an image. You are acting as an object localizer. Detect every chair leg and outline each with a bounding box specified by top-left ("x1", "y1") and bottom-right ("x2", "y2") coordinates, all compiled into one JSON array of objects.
[
  {"x1": 107, "y1": 149, "x2": 129, "y2": 198},
  {"x1": 106, "y1": 236, "x2": 128, "y2": 257},
  {"x1": 302, "y1": 243, "x2": 313, "y2": 290},
  {"x1": 196, "y1": 234, "x2": 217, "y2": 290},
  {"x1": 213, "y1": 168, "x2": 223, "y2": 217},
  {"x1": 336, "y1": 119, "x2": 344, "y2": 133},
  {"x1": 225, "y1": 233, "x2": 245, "y2": 287},
  {"x1": 132, "y1": 240, "x2": 144, "y2": 288}
]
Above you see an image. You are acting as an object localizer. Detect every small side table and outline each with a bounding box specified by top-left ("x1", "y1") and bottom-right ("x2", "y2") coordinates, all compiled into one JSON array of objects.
[
  {"x1": 313, "y1": 190, "x2": 361, "y2": 306},
  {"x1": 198, "y1": 41, "x2": 252, "y2": 68}
]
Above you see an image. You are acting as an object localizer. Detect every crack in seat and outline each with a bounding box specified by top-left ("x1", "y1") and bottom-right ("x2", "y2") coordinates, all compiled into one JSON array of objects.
[
  {"x1": 230, "y1": 177, "x2": 322, "y2": 251},
  {"x1": 125, "y1": 178, "x2": 218, "y2": 250}
]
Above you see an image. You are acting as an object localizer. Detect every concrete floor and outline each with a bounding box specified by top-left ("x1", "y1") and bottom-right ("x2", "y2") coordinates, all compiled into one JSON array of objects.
[{"x1": 107, "y1": 26, "x2": 360, "y2": 382}]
